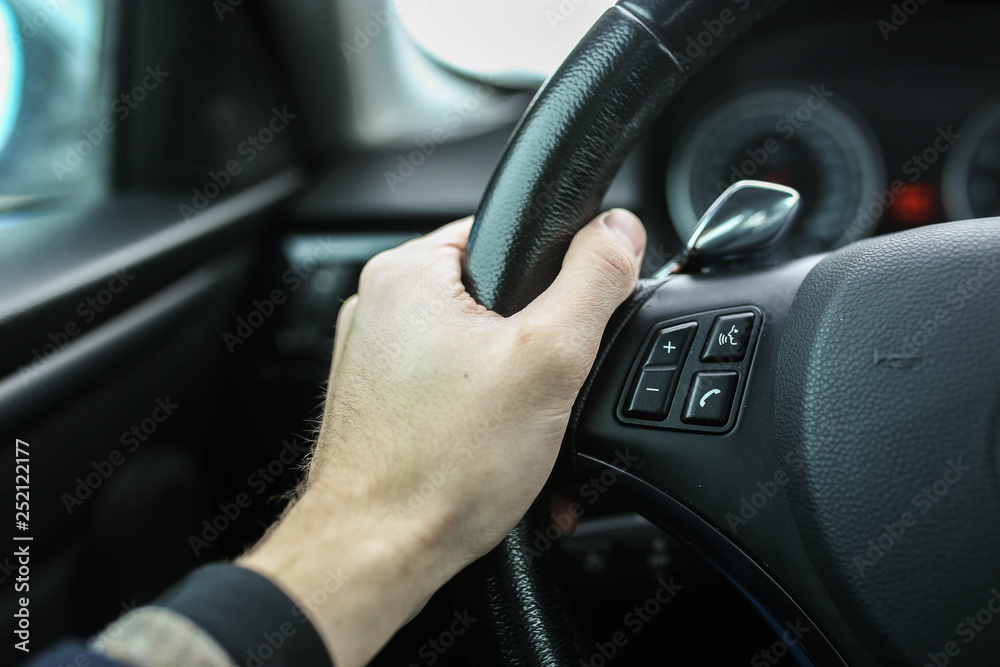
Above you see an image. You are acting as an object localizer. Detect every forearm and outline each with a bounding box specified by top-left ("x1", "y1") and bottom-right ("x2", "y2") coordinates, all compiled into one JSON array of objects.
[{"x1": 237, "y1": 471, "x2": 464, "y2": 667}]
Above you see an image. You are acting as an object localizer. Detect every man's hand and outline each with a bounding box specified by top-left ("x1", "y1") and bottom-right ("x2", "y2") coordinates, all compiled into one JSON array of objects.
[{"x1": 239, "y1": 209, "x2": 646, "y2": 667}]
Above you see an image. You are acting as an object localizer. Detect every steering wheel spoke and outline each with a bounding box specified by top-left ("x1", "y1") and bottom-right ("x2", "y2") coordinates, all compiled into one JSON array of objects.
[{"x1": 573, "y1": 257, "x2": 858, "y2": 665}]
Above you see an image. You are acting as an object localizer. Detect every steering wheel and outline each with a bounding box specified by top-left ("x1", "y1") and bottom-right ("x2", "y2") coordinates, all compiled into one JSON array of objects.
[{"x1": 457, "y1": 1, "x2": 1000, "y2": 665}]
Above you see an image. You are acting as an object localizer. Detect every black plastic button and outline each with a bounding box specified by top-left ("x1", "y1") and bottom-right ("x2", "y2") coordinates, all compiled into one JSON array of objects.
[
  {"x1": 702, "y1": 313, "x2": 755, "y2": 362},
  {"x1": 625, "y1": 369, "x2": 678, "y2": 419},
  {"x1": 682, "y1": 371, "x2": 739, "y2": 426},
  {"x1": 645, "y1": 322, "x2": 697, "y2": 367}
]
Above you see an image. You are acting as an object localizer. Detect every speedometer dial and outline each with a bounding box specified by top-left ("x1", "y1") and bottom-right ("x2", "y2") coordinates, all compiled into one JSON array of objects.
[
  {"x1": 667, "y1": 86, "x2": 884, "y2": 256},
  {"x1": 943, "y1": 97, "x2": 1000, "y2": 220}
]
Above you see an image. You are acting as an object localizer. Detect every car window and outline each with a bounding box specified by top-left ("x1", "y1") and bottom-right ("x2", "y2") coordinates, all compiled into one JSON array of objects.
[
  {"x1": 398, "y1": 0, "x2": 616, "y2": 88},
  {"x1": 0, "y1": 0, "x2": 113, "y2": 209}
]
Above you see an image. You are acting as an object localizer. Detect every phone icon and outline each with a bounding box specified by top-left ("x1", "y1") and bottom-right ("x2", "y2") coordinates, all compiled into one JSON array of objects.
[{"x1": 699, "y1": 388, "x2": 722, "y2": 408}]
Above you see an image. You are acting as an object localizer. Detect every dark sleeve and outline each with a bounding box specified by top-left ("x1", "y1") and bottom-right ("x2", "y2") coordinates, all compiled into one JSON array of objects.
[
  {"x1": 154, "y1": 562, "x2": 334, "y2": 667},
  {"x1": 27, "y1": 563, "x2": 334, "y2": 667}
]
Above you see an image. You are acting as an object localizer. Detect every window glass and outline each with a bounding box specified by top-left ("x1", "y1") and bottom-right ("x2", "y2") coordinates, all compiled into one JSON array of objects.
[
  {"x1": 0, "y1": 0, "x2": 111, "y2": 208},
  {"x1": 397, "y1": 0, "x2": 616, "y2": 88}
]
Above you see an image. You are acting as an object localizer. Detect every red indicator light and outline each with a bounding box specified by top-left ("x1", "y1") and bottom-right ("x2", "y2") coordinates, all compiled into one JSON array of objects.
[
  {"x1": 890, "y1": 182, "x2": 937, "y2": 226},
  {"x1": 763, "y1": 168, "x2": 794, "y2": 188}
]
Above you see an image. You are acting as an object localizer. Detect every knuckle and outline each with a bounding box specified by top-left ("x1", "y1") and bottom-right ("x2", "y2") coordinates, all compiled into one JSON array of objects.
[
  {"x1": 510, "y1": 321, "x2": 594, "y2": 380},
  {"x1": 591, "y1": 240, "x2": 636, "y2": 290},
  {"x1": 358, "y1": 249, "x2": 397, "y2": 288},
  {"x1": 337, "y1": 294, "x2": 359, "y2": 320}
]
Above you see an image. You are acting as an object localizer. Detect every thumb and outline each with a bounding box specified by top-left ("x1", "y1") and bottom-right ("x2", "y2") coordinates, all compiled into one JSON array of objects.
[{"x1": 522, "y1": 209, "x2": 645, "y2": 342}]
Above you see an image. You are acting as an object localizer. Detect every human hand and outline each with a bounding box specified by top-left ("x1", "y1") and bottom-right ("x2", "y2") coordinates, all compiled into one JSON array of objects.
[{"x1": 239, "y1": 209, "x2": 646, "y2": 667}]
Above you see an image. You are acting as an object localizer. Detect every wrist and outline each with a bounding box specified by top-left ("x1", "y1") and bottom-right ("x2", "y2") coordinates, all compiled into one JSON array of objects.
[{"x1": 238, "y1": 474, "x2": 462, "y2": 667}]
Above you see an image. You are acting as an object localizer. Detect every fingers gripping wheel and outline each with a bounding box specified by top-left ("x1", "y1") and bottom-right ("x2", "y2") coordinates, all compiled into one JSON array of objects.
[
  {"x1": 460, "y1": 1, "x2": 789, "y2": 665},
  {"x1": 463, "y1": 0, "x2": 789, "y2": 317}
]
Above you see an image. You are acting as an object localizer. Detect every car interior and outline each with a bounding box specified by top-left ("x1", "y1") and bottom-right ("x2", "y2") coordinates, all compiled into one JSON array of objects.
[{"x1": 3, "y1": 0, "x2": 1000, "y2": 665}]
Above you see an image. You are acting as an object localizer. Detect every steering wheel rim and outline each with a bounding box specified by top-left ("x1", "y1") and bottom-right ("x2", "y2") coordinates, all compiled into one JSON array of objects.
[
  {"x1": 461, "y1": 2, "x2": 1000, "y2": 666},
  {"x1": 463, "y1": 0, "x2": 790, "y2": 317},
  {"x1": 460, "y1": 1, "x2": 790, "y2": 664}
]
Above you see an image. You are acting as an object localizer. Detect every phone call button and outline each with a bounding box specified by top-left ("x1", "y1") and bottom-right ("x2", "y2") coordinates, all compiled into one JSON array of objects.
[{"x1": 682, "y1": 371, "x2": 739, "y2": 426}]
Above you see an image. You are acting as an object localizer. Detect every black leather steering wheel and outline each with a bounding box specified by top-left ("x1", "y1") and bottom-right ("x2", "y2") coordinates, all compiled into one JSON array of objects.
[{"x1": 459, "y1": 1, "x2": 1000, "y2": 665}]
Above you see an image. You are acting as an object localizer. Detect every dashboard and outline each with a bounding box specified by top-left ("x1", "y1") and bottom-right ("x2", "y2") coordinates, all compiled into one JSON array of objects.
[
  {"x1": 646, "y1": 0, "x2": 1000, "y2": 261},
  {"x1": 294, "y1": 0, "x2": 1000, "y2": 281}
]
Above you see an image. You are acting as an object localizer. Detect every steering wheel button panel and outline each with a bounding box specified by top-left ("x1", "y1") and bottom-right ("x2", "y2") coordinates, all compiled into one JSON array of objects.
[
  {"x1": 702, "y1": 312, "x2": 755, "y2": 362},
  {"x1": 682, "y1": 371, "x2": 739, "y2": 426},
  {"x1": 617, "y1": 306, "x2": 762, "y2": 433},
  {"x1": 625, "y1": 368, "x2": 678, "y2": 419},
  {"x1": 645, "y1": 322, "x2": 697, "y2": 366}
]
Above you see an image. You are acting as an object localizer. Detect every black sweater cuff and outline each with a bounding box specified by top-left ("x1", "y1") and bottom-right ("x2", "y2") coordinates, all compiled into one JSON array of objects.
[{"x1": 155, "y1": 563, "x2": 333, "y2": 667}]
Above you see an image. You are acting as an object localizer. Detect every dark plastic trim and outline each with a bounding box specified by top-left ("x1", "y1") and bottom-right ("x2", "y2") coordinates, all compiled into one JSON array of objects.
[
  {"x1": 575, "y1": 453, "x2": 847, "y2": 666},
  {"x1": 0, "y1": 249, "x2": 253, "y2": 434},
  {"x1": 0, "y1": 168, "x2": 304, "y2": 377}
]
